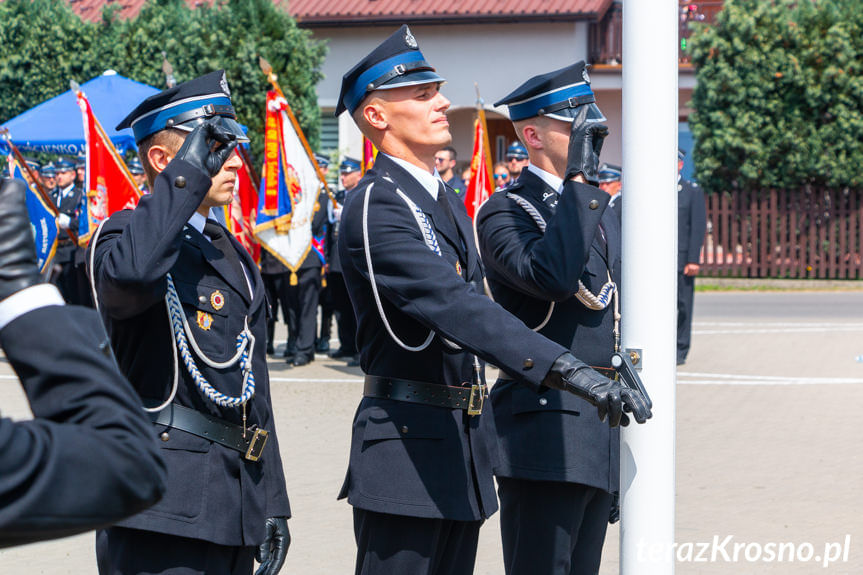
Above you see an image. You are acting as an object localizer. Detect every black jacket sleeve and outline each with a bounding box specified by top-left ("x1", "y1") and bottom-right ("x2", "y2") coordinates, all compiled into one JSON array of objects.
[
  {"x1": 0, "y1": 305, "x2": 166, "y2": 548},
  {"x1": 686, "y1": 183, "x2": 707, "y2": 265},
  {"x1": 88, "y1": 160, "x2": 211, "y2": 320},
  {"x1": 476, "y1": 181, "x2": 609, "y2": 301}
]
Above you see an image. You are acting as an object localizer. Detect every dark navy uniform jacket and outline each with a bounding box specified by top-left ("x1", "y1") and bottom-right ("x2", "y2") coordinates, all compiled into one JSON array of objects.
[
  {"x1": 678, "y1": 178, "x2": 707, "y2": 272},
  {"x1": 476, "y1": 168, "x2": 621, "y2": 492},
  {"x1": 327, "y1": 189, "x2": 346, "y2": 274},
  {"x1": 337, "y1": 154, "x2": 566, "y2": 522},
  {"x1": 0, "y1": 305, "x2": 166, "y2": 547},
  {"x1": 88, "y1": 160, "x2": 290, "y2": 547},
  {"x1": 53, "y1": 184, "x2": 85, "y2": 265}
]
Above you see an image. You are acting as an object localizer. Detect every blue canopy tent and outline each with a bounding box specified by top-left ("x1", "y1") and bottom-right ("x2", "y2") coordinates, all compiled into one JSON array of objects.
[{"x1": 0, "y1": 71, "x2": 160, "y2": 157}]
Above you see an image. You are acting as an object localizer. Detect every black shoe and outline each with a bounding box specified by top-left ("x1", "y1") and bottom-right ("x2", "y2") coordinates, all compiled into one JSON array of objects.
[
  {"x1": 329, "y1": 347, "x2": 354, "y2": 359},
  {"x1": 283, "y1": 343, "x2": 296, "y2": 360},
  {"x1": 266, "y1": 343, "x2": 275, "y2": 355},
  {"x1": 292, "y1": 354, "x2": 314, "y2": 367},
  {"x1": 346, "y1": 354, "x2": 360, "y2": 367},
  {"x1": 315, "y1": 339, "x2": 330, "y2": 353}
]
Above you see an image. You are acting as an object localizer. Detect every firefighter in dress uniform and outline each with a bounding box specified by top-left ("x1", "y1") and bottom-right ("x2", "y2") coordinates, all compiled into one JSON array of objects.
[
  {"x1": 477, "y1": 61, "x2": 633, "y2": 575},
  {"x1": 334, "y1": 26, "x2": 651, "y2": 575},
  {"x1": 88, "y1": 71, "x2": 290, "y2": 575}
]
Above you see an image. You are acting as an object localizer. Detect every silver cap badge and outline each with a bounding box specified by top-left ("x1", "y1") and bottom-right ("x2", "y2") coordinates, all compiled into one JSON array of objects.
[{"x1": 405, "y1": 27, "x2": 418, "y2": 49}]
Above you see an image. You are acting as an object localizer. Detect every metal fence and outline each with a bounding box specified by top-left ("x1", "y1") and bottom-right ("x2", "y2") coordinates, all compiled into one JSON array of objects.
[{"x1": 702, "y1": 189, "x2": 863, "y2": 279}]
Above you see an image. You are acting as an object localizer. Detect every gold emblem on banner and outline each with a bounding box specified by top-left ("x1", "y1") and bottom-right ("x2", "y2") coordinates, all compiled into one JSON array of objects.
[{"x1": 197, "y1": 311, "x2": 213, "y2": 331}]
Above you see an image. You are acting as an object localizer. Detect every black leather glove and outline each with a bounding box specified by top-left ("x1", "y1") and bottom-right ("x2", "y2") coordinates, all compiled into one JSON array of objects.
[
  {"x1": 563, "y1": 105, "x2": 609, "y2": 186},
  {"x1": 174, "y1": 118, "x2": 238, "y2": 177},
  {"x1": 541, "y1": 352, "x2": 652, "y2": 427},
  {"x1": 255, "y1": 516, "x2": 290, "y2": 575},
  {"x1": 0, "y1": 178, "x2": 43, "y2": 302},
  {"x1": 608, "y1": 492, "x2": 620, "y2": 524}
]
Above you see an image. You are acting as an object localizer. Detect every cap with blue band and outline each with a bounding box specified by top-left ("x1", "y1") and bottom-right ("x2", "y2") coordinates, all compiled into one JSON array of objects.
[
  {"x1": 496, "y1": 61, "x2": 606, "y2": 124},
  {"x1": 116, "y1": 70, "x2": 247, "y2": 144},
  {"x1": 340, "y1": 157, "x2": 361, "y2": 173},
  {"x1": 598, "y1": 163, "x2": 622, "y2": 183},
  {"x1": 336, "y1": 25, "x2": 445, "y2": 116},
  {"x1": 55, "y1": 158, "x2": 75, "y2": 172}
]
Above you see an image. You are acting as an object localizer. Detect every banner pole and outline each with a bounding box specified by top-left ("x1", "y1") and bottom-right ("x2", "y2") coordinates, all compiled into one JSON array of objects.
[{"x1": 258, "y1": 57, "x2": 338, "y2": 209}]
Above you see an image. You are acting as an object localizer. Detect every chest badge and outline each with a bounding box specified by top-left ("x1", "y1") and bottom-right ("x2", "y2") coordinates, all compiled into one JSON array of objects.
[
  {"x1": 210, "y1": 290, "x2": 225, "y2": 310},
  {"x1": 456, "y1": 261, "x2": 463, "y2": 276},
  {"x1": 197, "y1": 311, "x2": 214, "y2": 331}
]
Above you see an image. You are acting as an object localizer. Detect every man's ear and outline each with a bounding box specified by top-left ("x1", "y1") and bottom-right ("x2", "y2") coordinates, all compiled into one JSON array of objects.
[
  {"x1": 147, "y1": 145, "x2": 173, "y2": 174},
  {"x1": 363, "y1": 102, "x2": 387, "y2": 132},
  {"x1": 520, "y1": 124, "x2": 543, "y2": 151}
]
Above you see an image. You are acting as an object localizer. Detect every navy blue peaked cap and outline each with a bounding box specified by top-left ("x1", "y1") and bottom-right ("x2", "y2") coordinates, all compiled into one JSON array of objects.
[
  {"x1": 117, "y1": 70, "x2": 247, "y2": 144},
  {"x1": 25, "y1": 158, "x2": 41, "y2": 172},
  {"x1": 126, "y1": 156, "x2": 145, "y2": 175},
  {"x1": 55, "y1": 157, "x2": 75, "y2": 172},
  {"x1": 314, "y1": 153, "x2": 331, "y2": 168},
  {"x1": 336, "y1": 25, "x2": 445, "y2": 116},
  {"x1": 40, "y1": 163, "x2": 56, "y2": 176},
  {"x1": 598, "y1": 163, "x2": 622, "y2": 183},
  {"x1": 505, "y1": 141, "x2": 528, "y2": 160},
  {"x1": 495, "y1": 61, "x2": 605, "y2": 123},
  {"x1": 75, "y1": 155, "x2": 86, "y2": 168},
  {"x1": 339, "y1": 156, "x2": 361, "y2": 173}
]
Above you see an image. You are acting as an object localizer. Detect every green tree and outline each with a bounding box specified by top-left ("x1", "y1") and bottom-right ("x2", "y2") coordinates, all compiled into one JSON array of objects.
[
  {"x1": 1, "y1": 0, "x2": 326, "y2": 160},
  {"x1": 0, "y1": 0, "x2": 101, "y2": 123},
  {"x1": 688, "y1": 0, "x2": 863, "y2": 193}
]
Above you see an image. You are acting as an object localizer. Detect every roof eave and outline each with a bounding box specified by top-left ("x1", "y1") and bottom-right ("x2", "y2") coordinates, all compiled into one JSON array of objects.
[{"x1": 294, "y1": 13, "x2": 603, "y2": 28}]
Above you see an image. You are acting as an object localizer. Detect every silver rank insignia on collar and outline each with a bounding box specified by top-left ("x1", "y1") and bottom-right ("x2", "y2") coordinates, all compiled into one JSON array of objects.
[{"x1": 405, "y1": 28, "x2": 418, "y2": 49}]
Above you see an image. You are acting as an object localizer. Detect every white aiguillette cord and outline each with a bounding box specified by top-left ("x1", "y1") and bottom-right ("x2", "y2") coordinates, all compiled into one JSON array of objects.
[
  {"x1": 362, "y1": 179, "x2": 473, "y2": 356},
  {"x1": 489, "y1": 191, "x2": 618, "y2": 331},
  {"x1": 88, "y1": 219, "x2": 255, "y2": 414}
]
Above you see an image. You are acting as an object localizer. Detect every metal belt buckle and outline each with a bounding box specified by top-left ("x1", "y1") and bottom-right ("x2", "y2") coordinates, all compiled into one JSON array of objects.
[
  {"x1": 244, "y1": 428, "x2": 269, "y2": 461},
  {"x1": 467, "y1": 383, "x2": 485, "y2": 416}
]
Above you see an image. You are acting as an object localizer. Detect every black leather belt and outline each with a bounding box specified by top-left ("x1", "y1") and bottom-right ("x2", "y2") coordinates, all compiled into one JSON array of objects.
[
  {"x1": 497, "y1": 366, "x2": 617, "y2": 382},
  {"x1": 148, "y1": 403, "x2": 269, "y2": 461},
  {"x1": 364, "y1": 375, "x2": 488, "y2": 416}
]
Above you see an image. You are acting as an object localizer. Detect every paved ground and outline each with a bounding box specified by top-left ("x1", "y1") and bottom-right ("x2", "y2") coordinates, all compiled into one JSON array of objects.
[{"x1": 1, "y1": 291, "x2": 862, "y2": 574}]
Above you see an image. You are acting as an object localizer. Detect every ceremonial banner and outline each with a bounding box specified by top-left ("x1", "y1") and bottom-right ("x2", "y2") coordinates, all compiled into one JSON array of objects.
[
  {"x1": 223, "y1": 153, "x2": 260, "y2": 262},
  {"x1": 464, "y1": 107, "x2": 494, "y2": 219},
  {"x1": 75, "y1": 90, "x2": 141, "y2": 247},
  {"x1": 5, "y1": 153, "x2": 58, "y2": 274},
  {"x1": 254, "y1": 91, "x2": 324, "y2": 284},
  {"x1": 362, "y1": 136, "x2": 377, "y2": 174}
]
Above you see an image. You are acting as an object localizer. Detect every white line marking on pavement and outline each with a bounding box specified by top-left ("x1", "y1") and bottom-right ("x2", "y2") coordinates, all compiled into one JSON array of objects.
[
  {"x1": 693, "y1": 321, "x2": 863, "y2": 335},
  {"x1": 694, "y1": 327, "x2": 863, "y2": 335},
  {"x1": 677, "y1": 372, "x2": 863, "y2": 385},
  {"x1": 695, "y1": 322, "x2": 863, "y2": 327}
]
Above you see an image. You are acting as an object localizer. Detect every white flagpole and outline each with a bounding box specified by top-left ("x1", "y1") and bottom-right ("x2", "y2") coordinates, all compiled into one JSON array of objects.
[{"x1": 620, "y1": 0, "x2": 679, "y2": 572}]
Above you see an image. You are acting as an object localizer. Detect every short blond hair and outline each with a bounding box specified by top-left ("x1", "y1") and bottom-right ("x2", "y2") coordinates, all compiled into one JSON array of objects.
[{"x1": 137, "y1": 129, "x2": 186, "y2": 187}]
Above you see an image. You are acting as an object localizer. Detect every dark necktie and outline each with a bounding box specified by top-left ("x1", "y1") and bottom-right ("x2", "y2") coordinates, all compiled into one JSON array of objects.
[
  {"x1": 436, "y1": 183, "x2": 467, "y2": 259},
  {"x1": 204, "y1": 220, "x2": 247, "y2": 290},
  {"x1": 436, "y1": 183, "x2": 458, "y2": 232}
]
